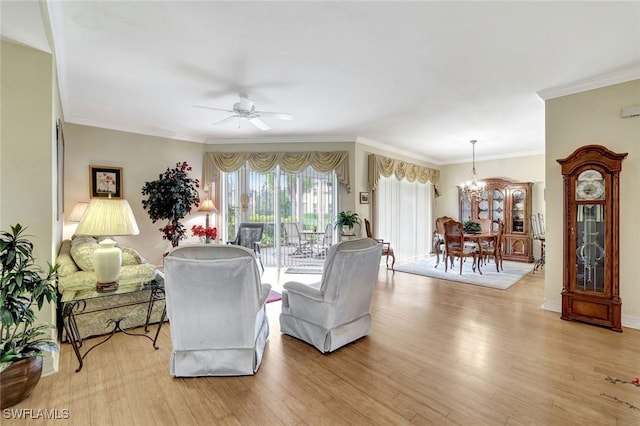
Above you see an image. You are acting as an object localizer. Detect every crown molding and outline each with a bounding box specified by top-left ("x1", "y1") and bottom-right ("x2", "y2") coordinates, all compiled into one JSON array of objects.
[
  {"x1": 203, "y1": 135, "x2": 356, "y2": 144},
  {"x1": 537, "y1": 67, "x2": 640, "y2": 100},
  {"x1": 354, "y1": 137, "x2": 440, "y2": 165}
]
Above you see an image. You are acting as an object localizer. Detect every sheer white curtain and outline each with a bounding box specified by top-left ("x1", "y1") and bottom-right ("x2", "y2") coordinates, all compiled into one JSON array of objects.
[{"x1": 375, "y1": 176, "x2": 433, "y2": 261}]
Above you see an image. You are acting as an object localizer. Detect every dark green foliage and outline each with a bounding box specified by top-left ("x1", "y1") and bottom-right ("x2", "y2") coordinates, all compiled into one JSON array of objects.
[
  {"x1": 0, "y1": 224, "x2": 58, "y2": 367},
  {"x1": 463, "y1": 220, "x2": 482, "y2": 233},
  {"x1": 141, "y1": 162, "x2": 200, "y2": 247},
  {"x1": 335, "y1": 211, "x2": 361, "y2": 229}
]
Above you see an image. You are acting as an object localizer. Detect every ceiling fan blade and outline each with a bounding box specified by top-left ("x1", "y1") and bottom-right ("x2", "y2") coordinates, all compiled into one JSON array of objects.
[
  {"x1": 193, "y1": 105, "x2": 234, "y2": 113},
  {"x1": 212, "y1": 115, "x2": 239, "y2": 126},
  {"x1": 257, "y1": 111, "x2": 293, "y2": 120},
  {"x1": 249, "y1": 117, "x2": 270, "y2": 131}
]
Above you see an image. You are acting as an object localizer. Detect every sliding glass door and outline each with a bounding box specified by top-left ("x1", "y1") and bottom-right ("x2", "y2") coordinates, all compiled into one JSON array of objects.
[{"x1": 221, "y1": 164, "x2": 337, "y2": 269}]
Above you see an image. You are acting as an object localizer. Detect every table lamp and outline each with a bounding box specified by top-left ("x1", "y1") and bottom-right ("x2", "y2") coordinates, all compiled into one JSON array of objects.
[
  {"x1": 198, "y1": 199, "x2": 218, "y2": 242},
  {"x1": 75, "y1": 197, "x2": 140, "y2": 288},
  {"x1": 67, "y1": 201, "x2": 89, "y2": 222}
]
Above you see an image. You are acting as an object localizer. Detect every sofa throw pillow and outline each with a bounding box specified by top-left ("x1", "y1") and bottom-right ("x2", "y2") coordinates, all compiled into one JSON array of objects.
[
  {"x1": 56, "y1": 240, "x2": 79, "y2": 277},
  {"x1": 70, "y1": 236, "x2": 99, "y2": 271},
  {"x1": 121, "y1": 246, "x2": 148, "y2": 265}
]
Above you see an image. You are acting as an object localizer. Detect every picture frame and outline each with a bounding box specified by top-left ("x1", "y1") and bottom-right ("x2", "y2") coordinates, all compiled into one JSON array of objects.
[
  {"x1": 359, "y1": 191, "x2": 370, "y2": 204},
  {"x1": 90, "y1": 166, "x2": 123, "y2": 199},
  {"x1": 56, "y1": 120, "x2": 65, "y2": 219}
]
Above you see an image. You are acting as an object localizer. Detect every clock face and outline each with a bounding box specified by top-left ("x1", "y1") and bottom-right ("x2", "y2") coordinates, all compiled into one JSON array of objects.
[{"x1": 576, "y1": 179, "x2": 605, "y2": 200}]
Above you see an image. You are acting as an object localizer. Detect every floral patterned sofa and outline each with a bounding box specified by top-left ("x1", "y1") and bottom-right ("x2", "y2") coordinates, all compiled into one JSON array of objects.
[{"x1": 56, "y1": 237, "x2": 165, "y2": 340}]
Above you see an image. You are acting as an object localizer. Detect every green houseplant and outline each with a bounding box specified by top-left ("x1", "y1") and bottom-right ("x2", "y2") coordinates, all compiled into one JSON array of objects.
[
  {"x1": 1, "y1": 224, "x2": 58, "y2": 409},
  {"x1": 141, "y1": 161, "x2": 200, "y2": 247},
  {"x1": 335, "y1": 211, "x2": 361, "y2": 234}
]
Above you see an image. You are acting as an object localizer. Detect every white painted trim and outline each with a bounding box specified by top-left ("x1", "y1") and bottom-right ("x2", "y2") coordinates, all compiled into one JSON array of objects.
[
  {"x1": 204, "y1": 135, "x2": 355, "y2": 144},
  {"x1": 541, "y1": 300, "x2": 562, "y2": 313},
  {"x1": 355, "y1": 136, "x2": 439, "y2": 165},
  {"x1": 42, "y1": 351, "x2": 58, "y2": 377},
  {"x1": 537, "y1": 67, "x2": 640, "y2": 100},
  {"x1": 622, "y1": 315, "x2": 640, "y2": 330},
  {"x1": 65, "y1": 116, "x2": 204, "y2": 143},
  {"x1": 542, "y1": 300, "x2": 640, "y2": 331}
]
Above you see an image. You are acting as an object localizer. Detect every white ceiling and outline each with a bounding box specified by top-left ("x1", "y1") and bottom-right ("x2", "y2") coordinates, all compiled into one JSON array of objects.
[{"x1": 3, "y1": 1, "x2": 640, "y2": 164}]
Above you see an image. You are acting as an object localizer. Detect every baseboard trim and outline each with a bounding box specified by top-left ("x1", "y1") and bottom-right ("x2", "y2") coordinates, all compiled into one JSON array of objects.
[
  {"x1": 542, "y1": 300, "x2": 640, "y2": 330},
  {"x1": 541, "y1": 300, "x2": 561, "y2": 313},
  {"x1": 622, "y1": 315, "x2": 640, "y2": 330}
]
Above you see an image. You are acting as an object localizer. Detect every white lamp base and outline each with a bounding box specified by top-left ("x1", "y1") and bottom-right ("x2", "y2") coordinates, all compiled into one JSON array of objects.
[{"x1": 93, "y1": 238, "x2": 122, "y2": 287}]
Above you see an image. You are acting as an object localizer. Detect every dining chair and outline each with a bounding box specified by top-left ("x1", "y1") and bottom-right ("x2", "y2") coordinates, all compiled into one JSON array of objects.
[
  {"x1": 443, "y1": 219, "x2": 480, "y2": 275},
  {"x1": 481, "y1": 221, "x2": 504, "y2": 272},
  {"x1": 364, "y1": 218, "x2": 395, "y2": 270},
  {"x1": 433, "y1": 216, "x2": 454, "y2": 268}
]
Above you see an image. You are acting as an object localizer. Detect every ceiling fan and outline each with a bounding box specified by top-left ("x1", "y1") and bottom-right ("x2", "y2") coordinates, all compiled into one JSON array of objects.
[{"x1": 194, "y1": 94, "x2": 292, "y2": 131}]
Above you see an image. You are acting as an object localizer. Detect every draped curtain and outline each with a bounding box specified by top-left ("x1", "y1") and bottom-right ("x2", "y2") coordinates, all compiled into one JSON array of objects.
[
  {"x1": 203, "y1": 151, "x2": 350, "y2": 193},
  {"x1": 375, "y1": 176, "x2": 433, "y2": 260},
  {"x1": 368, "y1": 154, "x2": 440, "y2": 197}
]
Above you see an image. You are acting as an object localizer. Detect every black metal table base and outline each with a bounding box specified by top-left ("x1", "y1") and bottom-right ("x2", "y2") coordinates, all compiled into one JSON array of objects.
[{"x1": 62, "y1": 284, "x2": 165, "y2": 372}]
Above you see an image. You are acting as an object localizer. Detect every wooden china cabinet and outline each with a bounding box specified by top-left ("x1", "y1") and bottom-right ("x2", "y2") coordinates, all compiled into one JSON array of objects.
[
  {"x1": 557, "y1": 145, "x2": 627, "y2": 332},
  {"x1": 458, "y1": 178, "x2": 533, "y2": 262}
]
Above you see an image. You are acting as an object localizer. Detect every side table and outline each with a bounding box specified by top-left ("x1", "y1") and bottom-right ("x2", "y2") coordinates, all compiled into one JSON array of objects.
[{"x1": 61, "y1": 278, "x2": 166, "y2": 372}]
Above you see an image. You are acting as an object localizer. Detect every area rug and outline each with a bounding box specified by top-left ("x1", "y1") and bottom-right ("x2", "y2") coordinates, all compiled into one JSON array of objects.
[
  {"x1": 285, "y1": 267, "x2": 323, "y2": 275},
  {"x1": 267, "y1": 290, "x2": 282, "y2": 303},
  {"x1": 394, "y1": 256, "x2": 533, "y2": 290}
]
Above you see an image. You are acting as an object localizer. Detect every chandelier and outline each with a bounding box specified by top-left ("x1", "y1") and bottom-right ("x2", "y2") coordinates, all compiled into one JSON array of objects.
[{"x1": 459, "y1": 139, "x2": 487, "y2": 201}]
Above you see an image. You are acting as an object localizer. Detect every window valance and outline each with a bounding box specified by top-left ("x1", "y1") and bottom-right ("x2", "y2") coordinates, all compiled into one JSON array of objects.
[
  {"x1": 204, "y1": 151, "x2": 351, "y2": 192},
  {"x1": 368, "y1": 154, "x2": 441, "y2": 197}
]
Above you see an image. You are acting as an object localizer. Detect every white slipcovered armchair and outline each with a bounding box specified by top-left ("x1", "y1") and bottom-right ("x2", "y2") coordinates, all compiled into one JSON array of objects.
[
  {"x1": 164, "y1": 244, "x2": 271, "y2": 376},
  {"x1": 279, "y1": 238, "x2": 382, "y2": 353}
]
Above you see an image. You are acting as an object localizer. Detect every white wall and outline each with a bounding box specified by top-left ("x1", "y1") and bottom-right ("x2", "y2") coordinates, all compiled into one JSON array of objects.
[
  {"x1": 1, "y1": 40, "x2": 59, "y2": 374},
  {"x1": 544, "y1": 79, "x2": 640, "y2": 328}
]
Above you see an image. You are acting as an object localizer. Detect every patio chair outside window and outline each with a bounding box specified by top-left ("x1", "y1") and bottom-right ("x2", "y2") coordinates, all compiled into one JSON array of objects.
[{"x1": 228, "y1": 222, "x2": 264, "y2": 271}]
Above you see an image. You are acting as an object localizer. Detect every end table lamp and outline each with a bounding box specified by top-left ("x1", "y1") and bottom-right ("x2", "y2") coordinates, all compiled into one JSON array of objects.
[
  {"x1": 198, "y1": 199, "x2": 218, "y2": 243},
  {"x1": 75, "y1": 197, "x2": 140, "y2": 288}
]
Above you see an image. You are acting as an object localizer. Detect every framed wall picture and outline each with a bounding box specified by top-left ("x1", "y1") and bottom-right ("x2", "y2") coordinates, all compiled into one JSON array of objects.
[
  {"x1": 359, "y1": 192, "x2": 370, "y2": 204},
  {"x1": 90, "y1": 166, "x2": 123, "y2": 199},
  {"x1": 56, "y1": 119, "x2": 65, "y2": 219}
]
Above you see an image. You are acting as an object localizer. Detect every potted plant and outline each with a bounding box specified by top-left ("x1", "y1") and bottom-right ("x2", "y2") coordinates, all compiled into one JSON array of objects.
[
  {"x1": 1, "y1": 224, "x2": 58, "y2": 409},
  {"x1": 141, "y1": 161, "x2": 200, "y2": 247},
  {"x1": 335, "y1": 211, "x2": 361, "y2": 235}
]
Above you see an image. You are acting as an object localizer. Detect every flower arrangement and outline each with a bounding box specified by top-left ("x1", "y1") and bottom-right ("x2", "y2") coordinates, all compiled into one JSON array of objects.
[{"x1": 191, "y1": 225, "x2": 217, "y2": 242}]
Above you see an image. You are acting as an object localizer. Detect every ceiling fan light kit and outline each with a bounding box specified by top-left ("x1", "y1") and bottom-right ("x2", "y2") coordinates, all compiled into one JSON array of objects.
[{"x1": 194, "y1": 94, "x2": 292, "y2": 131}]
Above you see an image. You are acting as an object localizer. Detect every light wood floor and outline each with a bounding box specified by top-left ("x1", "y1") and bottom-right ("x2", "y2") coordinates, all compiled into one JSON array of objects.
[{"x1": 6, "y1": 268, "x2": 640, "y2": 425}]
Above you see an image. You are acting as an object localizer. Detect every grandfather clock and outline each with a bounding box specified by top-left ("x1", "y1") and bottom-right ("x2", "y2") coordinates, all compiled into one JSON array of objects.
[{"x1": 557, "y1": 145, "x2": 627, "y2": 332}]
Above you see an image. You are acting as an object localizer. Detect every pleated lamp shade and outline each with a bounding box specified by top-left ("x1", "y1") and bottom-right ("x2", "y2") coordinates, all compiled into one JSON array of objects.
[
  {"x1": 75, "y1": 198, "x2": 139, "y2": 287},
  {"x1": 75, "y1": 198, "x2": 140, "y2": 236},
  {"x1": 198, "y1": 199, "x2": 218, "y2": 213},
  {"x1": 68, "y1": 201, "x2": 89, "y2": 222}
]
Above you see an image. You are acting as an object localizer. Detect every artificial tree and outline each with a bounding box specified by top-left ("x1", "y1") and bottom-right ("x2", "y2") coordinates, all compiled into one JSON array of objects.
[{"x1": 141, "y1": 161, "x2": 200, "y2": 247}]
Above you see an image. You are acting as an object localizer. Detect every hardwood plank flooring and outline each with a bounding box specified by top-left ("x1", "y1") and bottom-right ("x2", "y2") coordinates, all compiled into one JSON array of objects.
[{"x1": 4, "y1": 268, "x2": 640, "y2": 425}]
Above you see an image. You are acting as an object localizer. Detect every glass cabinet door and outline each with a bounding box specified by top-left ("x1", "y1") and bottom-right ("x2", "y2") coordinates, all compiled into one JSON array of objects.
[
  {"x1": 460, "y1": 193, "x2": 472, "y2": 222},
  {"x1": 511, "y1": 189, "x2": 525, "y2": 233},
  {"x1": 575, "y1": 204, "x2": 605, "y2": 293},
  {"x1": 477, "y1": 192, "x2": 489, "y2": 220},
  {"x1": 492, "y1": 188, "x2": 505, "y2": 232}
]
